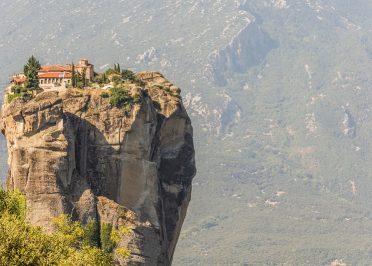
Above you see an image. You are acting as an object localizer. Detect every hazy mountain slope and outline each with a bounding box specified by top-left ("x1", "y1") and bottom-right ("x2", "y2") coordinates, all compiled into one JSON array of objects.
[{"x1": 1, "y1": 0, "x2": 372, "y2": 265}]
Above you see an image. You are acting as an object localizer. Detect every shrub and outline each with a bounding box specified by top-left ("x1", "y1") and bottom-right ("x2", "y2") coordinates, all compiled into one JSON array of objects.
[
  {"x1": 134, "y1": 78, "x2": 145, "y2": 87},
  {"x1": 109, "y1": 87, "x2": 132, "y2": 107},
  {"x1": 0, "y1": 188, "x2": 26, "y2": 220},
  {"x1": 133, "y1": 94, "x2": 141, "y2": 104},
  {"x1": 58, "y1": 245, "x2": 112, "y2": 266},
  {"x1": 94, "y1": 73, "x2": 108, "y2": 85},
  {"x1": 8, "y1": 85, "x2": 30, "y2": 103},
  {"x1": 100, "y1": 92, "x2": 110, "y2": 98},
  {"x1": 83, "y1": 220, "x2": 100, "y2": 247},
  {"x1": 110, "y1": 74, "x2": 122, "y2": 83},
  {"x1": 100, "y1": 223, "x2": 115, "y2": 253},
  {"x1": 101, "y1": 223, "x2": 132, "y2": 259},
  {"x1": 116, "y1": 247, "x2": 131, "y2": 259},
  {"x1": 105, "y1": 68, "x2": 119, "y2": 76},
  {"x1": 0, "y1": 189, "x2": 113, "y2": 265},
  {"x1": 11, "y1": 85, "x2": 22, "y2": 94},
  {"x1": 154, "y1": 84, "x2": 174, "y2": 96},
  {"x1": 154, "y1": 84, "x2": 163, "y2": 90},
  {"x1": 7, "y1": 93, "x2": 22, "y2": 103},
  {"x1": 76, "y1": 81, "x2": 84, "y2": 89},
  {"x1": 0, "y1": 213, "x2": 57, "y2": 266},
  {"x1": 121, "y1": 70, "x2": 136, "y2": 82}
]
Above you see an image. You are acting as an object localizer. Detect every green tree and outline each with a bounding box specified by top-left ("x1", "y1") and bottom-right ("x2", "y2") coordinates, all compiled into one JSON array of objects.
[
  {"x1": 81, "y1": 67, "x2": 87, "y2": 87},
  {"x1": 109, "y1": 87, "x2": 132, "y2": 107},
  {"x1": 71, "y1": 63, "x2": 76, "y2": 87},
  {"x1": 83, "y1": 220, "x2": 100, "y2": 247},
  {"x1": 23, "y1": 56, "x2": 41, "y2": 89},
  {"x1": 0, "y1": 189, "x2": 113, "y2": 265},
  {"x1": 71, "y1": 68, "x2": 85, "y2": 89},
  {"x1": 105, "y1": 68, "x2": 116, "y2": 76},
  {"x1": 0, "y1": 188, "x2": 26, "y2": 220},
  {"x1": 113, "y1": 63, "x2": 121, "y2": 74},
  {"x1": 100, "y1": 223, "x2": 115, "y2": 253},
  {"x1": 121, "y1": 69, "x2": 135, "y2": 82}
]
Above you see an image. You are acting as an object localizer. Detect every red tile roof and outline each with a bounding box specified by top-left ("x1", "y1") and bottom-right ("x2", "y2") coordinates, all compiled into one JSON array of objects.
[
  {"x1": 10, "y1": 60, "x2": 92, "y2": 84},
  {"x1": 40, "y1": 65, "x2": 71, "y2": 72},
  {"x1": 38, "y1": 72, "x2": 72, "y2": 79}
]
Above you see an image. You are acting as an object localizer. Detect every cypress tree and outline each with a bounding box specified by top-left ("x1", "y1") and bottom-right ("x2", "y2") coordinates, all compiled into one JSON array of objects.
[
  {"x1": 82, "y1": 68, "x2": 87, "y2": 87},
  {"x1": 71, "y1": 63, "x2": 76, "y2": 87}
]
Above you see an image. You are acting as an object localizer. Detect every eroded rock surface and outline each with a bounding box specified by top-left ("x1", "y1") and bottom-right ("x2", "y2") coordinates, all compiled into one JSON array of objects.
[{"x1": 0, "y1": 72, "x2": 196, "y2": 265}]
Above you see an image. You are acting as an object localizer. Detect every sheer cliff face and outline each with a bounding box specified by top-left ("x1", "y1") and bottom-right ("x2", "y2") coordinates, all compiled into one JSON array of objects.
[{"x1": 0, "y1": 72, "x2": 196, "y2": 265}]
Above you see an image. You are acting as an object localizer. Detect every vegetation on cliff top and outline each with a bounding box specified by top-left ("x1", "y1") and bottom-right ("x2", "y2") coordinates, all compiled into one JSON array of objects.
[
  {"x1": 104, "y1": 86, "x2": 141, "y2": 109},
  {"x1": 95, "y1": 64, "x2": 142, "y2": 109},
  {"x1": 23, "y1": 55, "x2": 41, "y2": 90},
  {"x1": 8, "y1": 56, "x2": 41, "y2": 103},
  {"x1": 0, "y1": 188, "x2": 130, "y2": 265},
  {"x1": 8, "y1": 58, "x2": 145, "y2": 107},
  {"x1": 94, "y1": 63, "x2": 141, "y2": 85}
]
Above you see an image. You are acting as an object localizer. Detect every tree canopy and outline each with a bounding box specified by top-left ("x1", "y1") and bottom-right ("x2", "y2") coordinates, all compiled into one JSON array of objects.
[
  {"x1": 23, "y1": 55, "x2": 41, "y2": 89},
  {"x1": 0, "y1": 188, "x2": 130, "y2": 265}
]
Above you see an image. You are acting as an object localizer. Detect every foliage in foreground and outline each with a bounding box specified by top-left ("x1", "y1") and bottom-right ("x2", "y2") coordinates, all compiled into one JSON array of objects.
[{"x1": 0, "y1": 188, "x2": 131, "y2": 266}]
